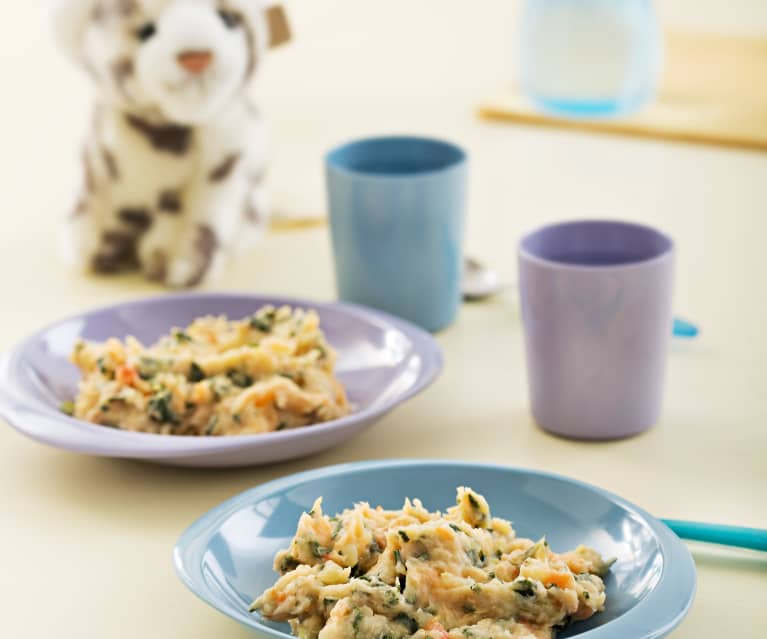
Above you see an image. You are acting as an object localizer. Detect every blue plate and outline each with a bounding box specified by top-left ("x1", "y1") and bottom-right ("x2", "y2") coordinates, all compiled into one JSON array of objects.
[{"x1": 174, "y1": 460, "x2": 696, "y2": 638}]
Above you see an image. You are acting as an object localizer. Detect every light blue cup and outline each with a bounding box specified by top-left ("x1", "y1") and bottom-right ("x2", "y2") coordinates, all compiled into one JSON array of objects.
[{"x1": 325, "y1": 136, "x2": 468, "y2": 332}]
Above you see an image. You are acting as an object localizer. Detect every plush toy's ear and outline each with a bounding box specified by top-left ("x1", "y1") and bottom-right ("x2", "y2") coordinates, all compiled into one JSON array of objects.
[
  {"x1": 265, "y1": 4, "x2": 291, "y2": 48},
  {"x1": 49, "y1": 0, "x2": 98, "y2": 61}
]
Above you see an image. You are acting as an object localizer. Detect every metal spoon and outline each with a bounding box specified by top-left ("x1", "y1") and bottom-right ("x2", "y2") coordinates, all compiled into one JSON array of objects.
[
  {"x1": 462, "y1": 257, "x2": 699, "y2": 338},
  {"x1": 463, "y1": 257, "x2": 505, "y2": 301}
]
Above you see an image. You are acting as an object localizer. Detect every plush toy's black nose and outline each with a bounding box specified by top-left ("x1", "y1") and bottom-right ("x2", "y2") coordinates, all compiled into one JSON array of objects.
[{"x1": 177, "y1": 50, "x2": 214, "y2": 74}]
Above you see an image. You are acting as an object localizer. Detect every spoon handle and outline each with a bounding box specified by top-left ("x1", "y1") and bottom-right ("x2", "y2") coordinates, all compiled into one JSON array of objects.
[
  {"x1": 662, "y1": 519, "x2": 767, "y2": 551},
  {"x1": 673, "y1": 318, "x2": 699, "y2": 338}
]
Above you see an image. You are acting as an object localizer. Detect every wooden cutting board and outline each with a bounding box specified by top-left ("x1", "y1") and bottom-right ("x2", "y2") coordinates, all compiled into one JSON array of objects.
[{"x1": 479, "y1": 32, "x2": 767, "y2": 152}]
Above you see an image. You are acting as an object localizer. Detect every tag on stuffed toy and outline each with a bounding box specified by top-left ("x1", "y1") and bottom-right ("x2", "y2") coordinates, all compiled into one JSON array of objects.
[{"x1": 267, "y1": 4, "x2": 291, "y2": 48}]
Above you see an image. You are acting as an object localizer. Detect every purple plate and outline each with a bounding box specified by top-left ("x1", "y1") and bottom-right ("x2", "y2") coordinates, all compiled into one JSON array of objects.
[{"x1": 0, "y1": 293, "x2": 442, "y2": 467}]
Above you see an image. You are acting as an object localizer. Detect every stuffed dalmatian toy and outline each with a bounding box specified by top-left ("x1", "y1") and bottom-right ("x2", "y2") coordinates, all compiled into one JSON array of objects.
[{"x1": 51, "y1": 0, "x2": 290, "y2": 286}]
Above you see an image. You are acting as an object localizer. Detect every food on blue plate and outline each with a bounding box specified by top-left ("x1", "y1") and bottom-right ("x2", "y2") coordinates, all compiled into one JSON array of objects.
[
  {"x1": 252, "y1": 487, "x2": 614, "y2": 639},
  {"x1": 67, "y1": 306, "x2": 350, "y2": 436}
]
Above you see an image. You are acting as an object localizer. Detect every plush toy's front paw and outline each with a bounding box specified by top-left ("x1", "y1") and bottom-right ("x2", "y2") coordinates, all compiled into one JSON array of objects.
[
  {"x1": 60, "y1": 221, "x2": 140, "y2": 275},
  {"x1": 165, "y1": 255, "x2": 202, "y2": 288},
  {"x1": 59, "y1": 217, "x2": 101, "y2": 273},
  {"x1": 141, "y1": 248, "x2": 168, "y2": 282},
  {"x1": 163, "y1": 225, "x2": 224, "y2": 288},
  {"x1": 165, "y1": 253, "x2": 224, "y2": 288}
]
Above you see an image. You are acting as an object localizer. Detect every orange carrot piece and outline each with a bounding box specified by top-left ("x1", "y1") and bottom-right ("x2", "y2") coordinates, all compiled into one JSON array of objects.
[
  {"x1": 116, "y1": 364, "x2": 138, "y2": 386},
  {"x1": 436, "y1": 527, "x2": 453, "y2": 542},
  {"x1": 545, "y1": 572, "x2": 575, "y2": 590},
  {"x1": 254, "y1": 391, "x2": 276, "y2": 408},
  {"x1": 425, "y1": 620, "x2": 448, "y2": 639}
]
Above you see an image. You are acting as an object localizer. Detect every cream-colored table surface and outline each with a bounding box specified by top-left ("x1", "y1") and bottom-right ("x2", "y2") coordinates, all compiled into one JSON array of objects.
[{"x1": 1, "y1": 2, "x2": 766, "y2": 638}]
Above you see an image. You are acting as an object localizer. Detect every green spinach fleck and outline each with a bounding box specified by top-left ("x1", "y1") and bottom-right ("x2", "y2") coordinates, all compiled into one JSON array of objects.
[
  {"x1": 467, "y1": 548, "x2": 484, "y2": 566},
  {"x1": 205, "y1": 416, "x2": 219, "y2": 436},
  {"x1": 384, "y1": 590, "x2": 399, "y2": 607},
  {"x1": 352, "y1": 609, "x2": 363, "y2": 636},
  {"x1": 279, "y1": 555, "x2": 299, "y2": 572},
  {"x1": 96, "y1": 357, "x2": 111, "y2": 376},
  {"x1": 513, "y1": 579, "x2": 537, "y2": 598},
  {"x1": 148, "y1": 390, "x2": 176, "y2": 424},
  {"x1": 393, "y1": 613, "x2": 419, "y2": 634},
  {"x1": 137, "y1": 357, "x2": 160, "y2": 380},
  {"x1": 250, "y1": 309, "x2": 276, "y2": 333},
  {"x1": 227, "y1": 369, "x2": 254, "y2": 388},
  {"x1": 208, "y1": 379, "x2": 223, "y2": 401},
  {"x1": 188, "y1": 362, "x2": 206, "y2": 382},
  {"x1": 174, "y1": 330, "x2": 192, "y2": 343}
]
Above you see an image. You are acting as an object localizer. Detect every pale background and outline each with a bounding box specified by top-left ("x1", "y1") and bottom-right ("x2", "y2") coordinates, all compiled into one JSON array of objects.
[{"x1": 0, "y1": 1, "x2": 765, "y2": 638}]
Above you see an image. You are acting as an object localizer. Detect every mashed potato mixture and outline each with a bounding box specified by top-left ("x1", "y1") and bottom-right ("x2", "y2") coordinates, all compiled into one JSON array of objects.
[
  {"x1": 252, "y1": 488, "x2": 613, "y2": 639},
  {"x1": 67, "y1": 306, "x2": 350, "y2": 436}
]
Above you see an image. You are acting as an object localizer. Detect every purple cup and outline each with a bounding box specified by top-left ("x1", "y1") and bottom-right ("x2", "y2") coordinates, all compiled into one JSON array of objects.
[{"x1": 518, "y1": 220, "x2": 675, "y2": 440}]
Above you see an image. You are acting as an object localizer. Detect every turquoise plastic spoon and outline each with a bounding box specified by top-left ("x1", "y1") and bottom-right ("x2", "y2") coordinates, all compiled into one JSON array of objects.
[
  {"x1": 672, "y1": 318, "x2": 699, "y2": 338},
  {"x1": 662, "y1": 520, "x2": 767, "y2": 552}
]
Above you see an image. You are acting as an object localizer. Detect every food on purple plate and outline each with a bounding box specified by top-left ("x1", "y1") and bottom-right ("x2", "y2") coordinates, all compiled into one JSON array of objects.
[{"x1": 66, "y1": 306, "x2": 350, "y2": 436}]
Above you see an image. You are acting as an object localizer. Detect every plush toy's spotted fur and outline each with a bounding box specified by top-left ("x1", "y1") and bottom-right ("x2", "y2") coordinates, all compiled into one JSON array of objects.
[{"x1": 51, "y1": 0, "x2": 290, "y2": 286}]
